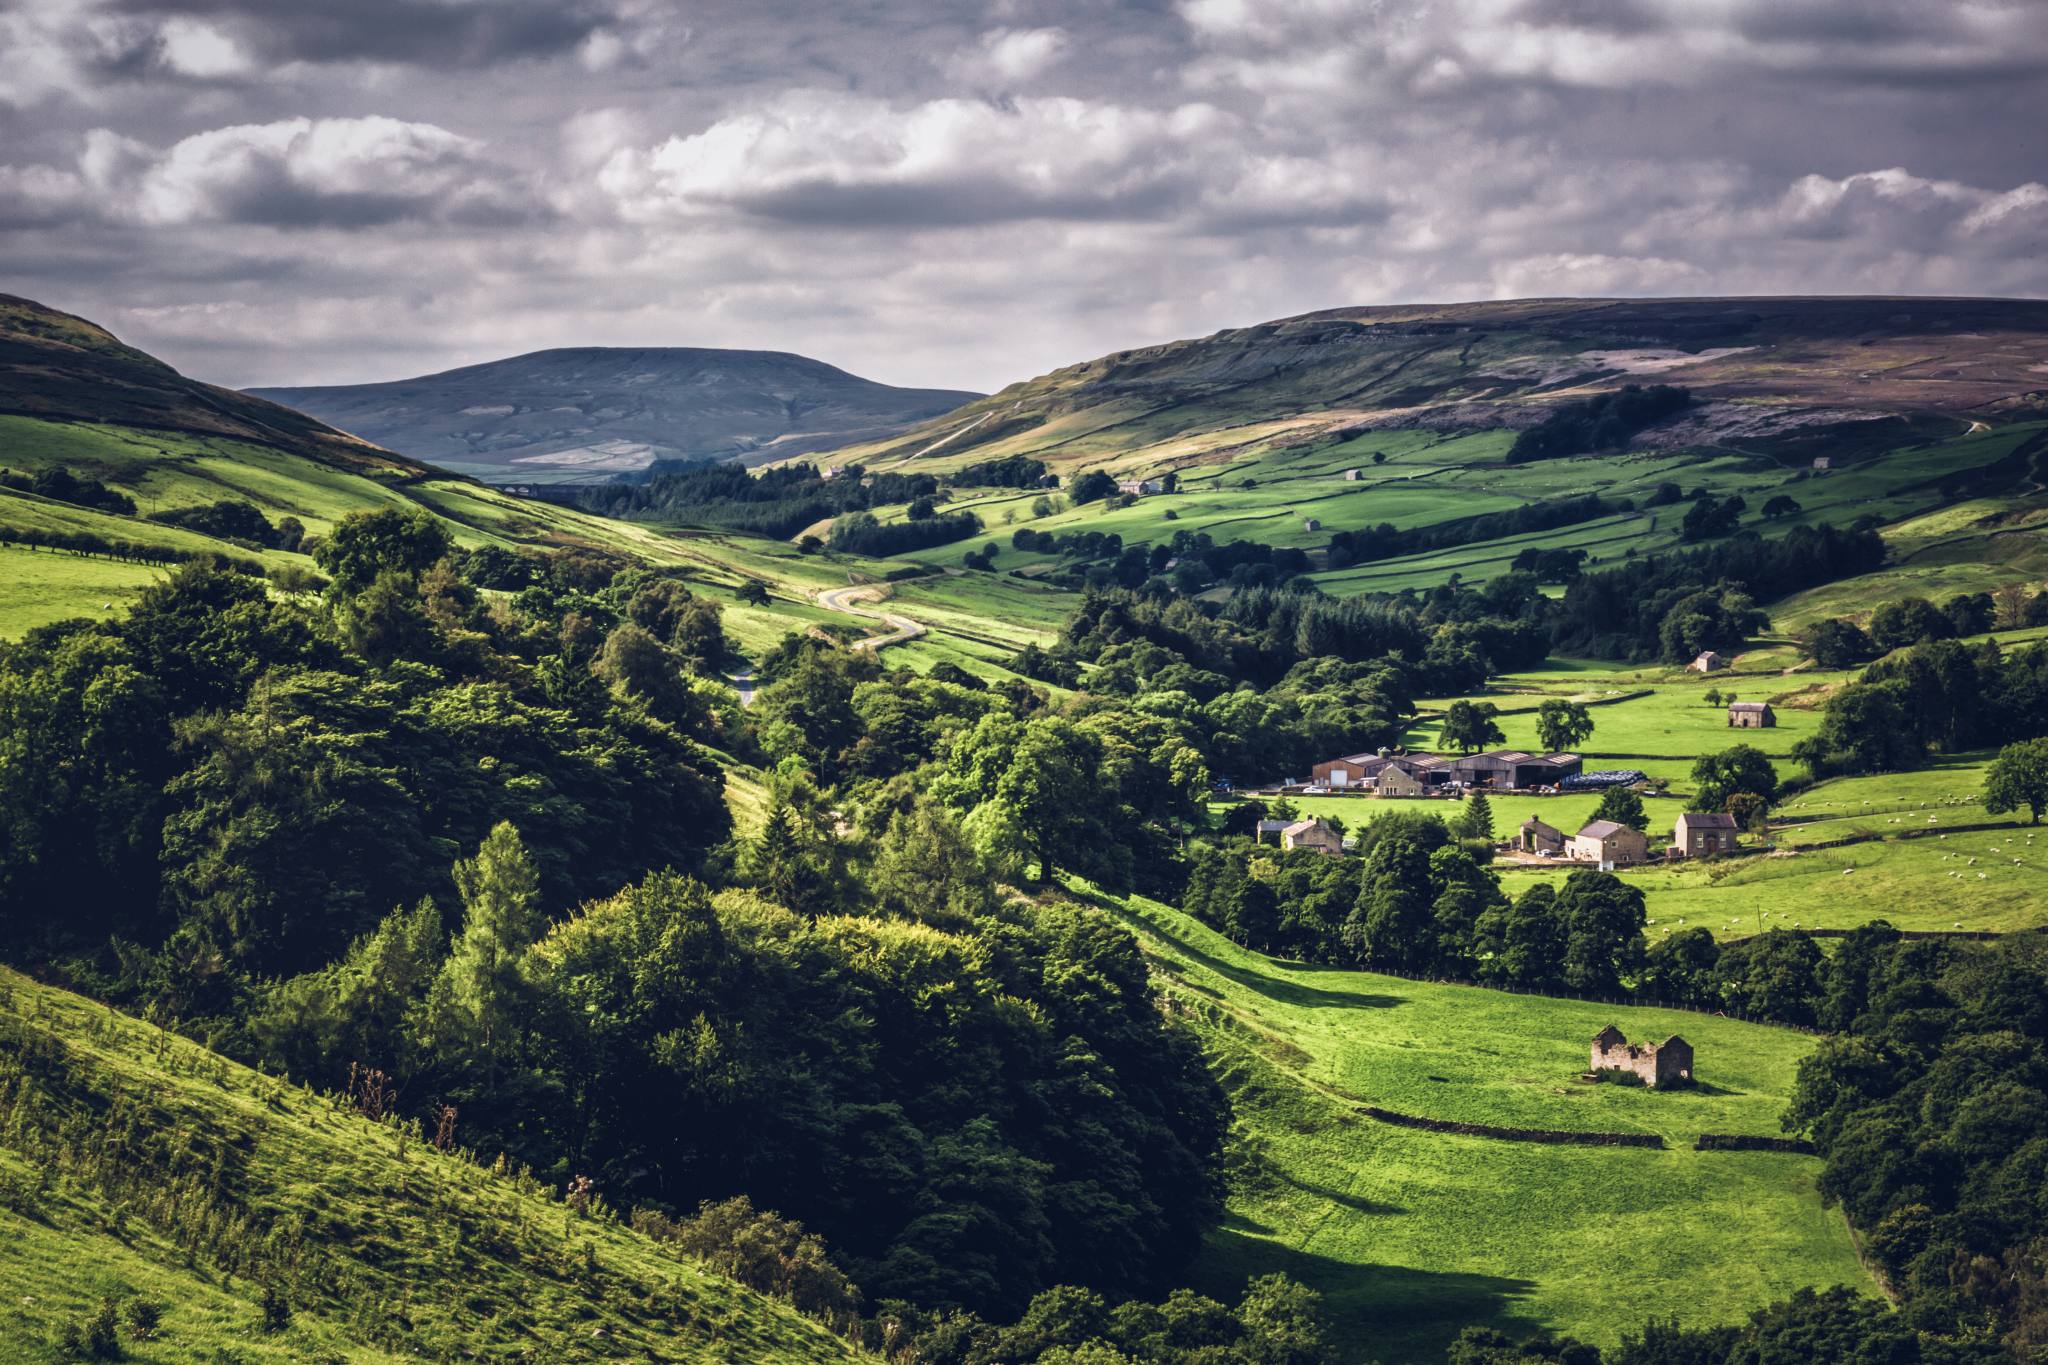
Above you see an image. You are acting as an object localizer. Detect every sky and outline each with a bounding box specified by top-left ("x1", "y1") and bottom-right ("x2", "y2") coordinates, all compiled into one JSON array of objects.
[{"x1": 3, "y1": 0, "x2": 2046, "y2": 393}]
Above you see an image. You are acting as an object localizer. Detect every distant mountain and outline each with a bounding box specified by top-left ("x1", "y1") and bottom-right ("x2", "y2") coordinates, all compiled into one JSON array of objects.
[
  {"x1": 251, "y1": 348, "x2": 982, "y2": 483},
  {"x1": 833, "y1": 295, "x2": 2048, "y2": 475}
]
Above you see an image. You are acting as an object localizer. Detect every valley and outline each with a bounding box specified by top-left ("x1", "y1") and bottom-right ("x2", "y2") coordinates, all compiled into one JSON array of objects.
[{"x1": 3, "y1": 291, "x2": 2047, "y2": 1364}]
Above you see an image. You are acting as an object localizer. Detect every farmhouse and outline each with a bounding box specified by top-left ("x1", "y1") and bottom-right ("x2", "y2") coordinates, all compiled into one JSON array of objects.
[
  {"x1": 1514, "y1": 816, "x2": 1566, "y2": 855},
  {"x1": 1674, "y1": 811, "x2": 1739, "y2": 858},
  {"x1": 1589, "y1": 1026, "x2": 1695, "y2": 1088},
  {"x1": 1115, "y1": 477, "x2": 1164, "y2": 496},
  {"x1": 1812, "y1": 456, "x2": 1832, "y2": 471},
  {"x1": 1690, "y1": 651, "x2": 1728, "y2": 673},
  {"x1": 1281, "y1": 818, "x2": 1344, "y2": 856},
  {"x1": 1728, "y1": 701, "x2": 1775, "y2": 728},
  {"x1": 1572, "y1": 819, "x2": 1650, "y2": 869},
  {"x1": 1376, "y1": 763, "x2": 1427, "y2": 797}
]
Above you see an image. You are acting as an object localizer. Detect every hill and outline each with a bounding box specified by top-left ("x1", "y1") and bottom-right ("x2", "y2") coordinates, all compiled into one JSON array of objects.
[
  {"x1": 251, "y1": 348, "x2": 982, "y2": 483},
  {"x1": 0, "y1": 295, "x2": 1048, "y2": 666},
  {"x1": 839, "y1": 296, "x2": 2048, "y2": 479},
  {"x1": 0, "y1": 965, "x2": 861, "y2": 1363},
  {"x1": 1079, "y1": 889, "x2": 1872, "y2": 1362}
]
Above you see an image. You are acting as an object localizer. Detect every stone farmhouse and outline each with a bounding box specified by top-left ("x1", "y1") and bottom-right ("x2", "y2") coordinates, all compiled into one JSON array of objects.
[
  {"x1": 1590, "y1": 1026, "x2": 1694, "y2": 1088},
  {"x1": 1690, "y1": 651, "x2": 1728, "y2": 673},
  {"x1": 1115, "y1": 477, "x2": 1164, "y2": 496},
  {"x1": 1572, "y1": 820, "x2": 1651, "y2": 869},
  {"x1": 1673, "y1": 811, "x2": 1739, "y2": 857},
  {"x1": 1727, "y1": 700, "x2": 1775, "y2": 728},
  {"x1": 1256, "y1": 816, "x2": 1345, "y2": 856},
  {"x1": 1513, "y1": 816, "x2": 1566, "y2": 855}
]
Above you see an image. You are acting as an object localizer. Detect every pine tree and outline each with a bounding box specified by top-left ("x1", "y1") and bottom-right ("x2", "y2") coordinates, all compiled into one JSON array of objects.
[{"x1": 1457, "y1": 791, "x2": 1495, "y2": 841}]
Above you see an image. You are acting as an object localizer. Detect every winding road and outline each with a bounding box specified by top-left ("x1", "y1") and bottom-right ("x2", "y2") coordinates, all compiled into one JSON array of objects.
[{"x1": 818, "y1": 584, "x2": 927, "y2": 653}]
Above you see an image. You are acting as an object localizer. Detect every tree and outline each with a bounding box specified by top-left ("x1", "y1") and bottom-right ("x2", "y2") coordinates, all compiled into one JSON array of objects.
[
  {"x1": 1534, "y1": 699, "x2": 1594, "y2": 754},
  {"x1": 1556, "y1": 870, "x2": 1647, "y2": 997},
  {"x1": 313, "y1": 507, "x2": 453, "y2": 595},
  {"x1": 430, "y1": 823, "x2": 542, "y2": 1088},
  {"x1": 1984, "y1": 737, "x2": 2048, "y2": 824},
  {"x1": 1703, "y1": 688, "x2": 1722, "y2": 709},
  {"x1": 1868, "y1": 597, "x2": 1951, "y2": 651},
  {"x1": 1793, "y1": 679, "x2": 1923, "y2": 778},
  {"x1": 736, "y1": 578, "x2": 771, "y2": 606},
  {"x1": 1456, "y1": 791, "x2": 1496, "y2": 842},
  {"x1": 1592, "y1": 785, "x2": 1647, "y2": 831},
  {"x1": 1691, "y1": 744, "x2": 1779, "y2": 813},
  {"x1": 1439, "y1": 700, "x2": 1505, "y2": 755},
  {"x1": 1069, "y1": 470, "x2": 1118, "y2": 505},
  {"x1": 1761, "y1": 494, "x2": 1801, "y2": 520},
  {"x1": 1803, "y1": 618, "x2": 1878, "y2": 669},
  {"x1": 1474, "y1": 883, "x2": 1567, "y2": 992}
]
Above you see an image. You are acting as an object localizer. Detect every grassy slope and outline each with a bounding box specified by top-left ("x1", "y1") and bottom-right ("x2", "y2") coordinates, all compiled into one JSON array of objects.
[
  {"x1": 1080, "y1": 891, "x2": 1871, "y2": 1363},
  {"x1": 0, "y1": 968, "x2": 860, "y2": 1365}
]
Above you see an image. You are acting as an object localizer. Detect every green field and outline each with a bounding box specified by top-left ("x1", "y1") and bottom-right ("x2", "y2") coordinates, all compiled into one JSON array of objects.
[
  {"x1": 0, "y1": 968, "x2": 856, "y2": 1364},
  {"x1": 1082, "y1": 891, "x2": 1872, "y2": 1362}
]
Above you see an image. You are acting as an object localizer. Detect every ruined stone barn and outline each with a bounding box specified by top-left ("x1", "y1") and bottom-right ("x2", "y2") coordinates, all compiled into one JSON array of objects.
[{"x1": 1589, "y1": 1026, "x2": 1694, "y2": 1088}]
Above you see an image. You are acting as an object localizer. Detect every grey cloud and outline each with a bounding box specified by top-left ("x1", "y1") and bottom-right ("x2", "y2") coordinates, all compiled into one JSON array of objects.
[{"x1": 107, "y1": 0, "x2": 613, "y2": 68}]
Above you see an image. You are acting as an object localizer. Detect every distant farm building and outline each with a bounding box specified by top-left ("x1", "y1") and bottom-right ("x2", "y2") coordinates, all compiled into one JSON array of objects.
[
  {"x1": 1573, "y1": 820, "x2": 1651, "y2": 869},
  {"x1": 1376, "y1": 763, "x2": 1427, "y2": 797},
  {"x1": 1673, "y1": 811, "x2": 1739, "y2": 858},
  {"x1": 1514, "y1": 816, "x2": 1566, "y2": 855},
  {"x1": 1343, "y1": 468, "x2": 1364, "y2": 481},
  {"x1": 1727, "y1": 701, "x2": 1775, "y2": 728},
  {"x1": 1116, "y1": 477, "x2": 1164, "y2": 496},
  {"x1": 1812, "y1": 456, "x2": 1832, "y2": 471},
  {"x1": 1302, "y1": 517, "x2": 1321, "y2": 532},
  {"x1": 1451, "y1": 750, "x2": 1582, "y2": 790},
  {"x1": 1690, "y1": 651, "x2": 1728, "y2": 673},
  {"x1": 1590, "y1": 1026, "x2": 1694, "y2": 1088}
]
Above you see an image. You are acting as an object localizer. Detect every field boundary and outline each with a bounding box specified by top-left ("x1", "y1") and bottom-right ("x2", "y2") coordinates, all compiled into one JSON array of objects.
[
  {"x1": 1355, "y1": 1104, "x2": 1663, "y2": 1148},
  {"x1": 1696, "y1": 1133, "x2": 1817, "y2": 1154}
]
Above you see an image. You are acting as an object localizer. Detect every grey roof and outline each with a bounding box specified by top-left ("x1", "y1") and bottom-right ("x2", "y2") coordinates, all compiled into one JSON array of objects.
[
  {"x1": 1678, "y1": 812, "x2": 1739, "y2": 829},
  {"x1": 1727, "y1": 701, "x2": 1772, "y2": 711},
  {"x1": 1577, "y1": 819, "x2": 1634, "y2": 839},
  {"x1": 1255, "y1": 819, "x2": 1291, "y2": 833},
  {"x1": 1284, "y1": 818, "x2": 1327, "y2": 836}
]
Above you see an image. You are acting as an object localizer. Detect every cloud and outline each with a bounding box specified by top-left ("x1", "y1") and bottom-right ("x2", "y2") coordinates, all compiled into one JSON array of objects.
[
  {"x1": 944, "y1": 27, "x2": 1070, "y2": 85},
  {"x1": 107, "y1": 0, "x2": 614, "y2": 69},
  {"x1": 53, "y1": 116, "x2": 543, "y2": 228},
  {"x1": 594, "y1": 91, "x2": 1392, "y2": 232}
]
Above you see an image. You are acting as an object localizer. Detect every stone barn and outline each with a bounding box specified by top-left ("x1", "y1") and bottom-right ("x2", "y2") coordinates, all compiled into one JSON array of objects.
[
  {"x1": 1514, "y1": 816, "x2": 1565, "y2": 855},
  {"x1": 1727, "y1": 701, "x2": 1775, "y2": 728},
  {"x1": 1589, "y1": 1026, "x2": 1694, "y2": 1087},
  {"x1": 1690, "y1": 651, "x2": 1728, "y2": 673}
]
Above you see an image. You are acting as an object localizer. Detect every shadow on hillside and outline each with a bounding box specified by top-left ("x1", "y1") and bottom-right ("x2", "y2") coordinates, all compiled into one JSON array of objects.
[
  {"x1": 1144, "y1": 918, "x2": 1404, "y2": 1012},
  {"x1": 1194, "y1": 1229, "x2": 1544, "y2": 1364}
]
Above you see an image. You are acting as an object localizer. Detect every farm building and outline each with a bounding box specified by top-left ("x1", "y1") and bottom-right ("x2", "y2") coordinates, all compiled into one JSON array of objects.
[
  {"x1": 1303, "y1": 517, "x2": 1321, "y2": 532},
  {"x1": 1812, "y1": 456, "x2": 1832, "y2": 471},
  {"x1": 1514, "y1": 817, "x2": 1566, "y2": 855},
  {"x1": 1728, "y1": 701, "x2": 1775, "y2": 728},
  {"x1": 1690, "y1": 651, "x2": 1728, "y2": 673},
  {"x1": 1590, "y1": 1027, "x2": 1694, "y2": 1088},
  {"x1": 1281, "y1": 818, "x2": 1344, "y2": 856},
  {"x1": 1451, "y1": 750, "x2": 1583, "y2": 790},
  {"x1": 1312, "y1": 753, "x2": 1384, "y2": 788},
  {"x1": 1116, "y1": 477, "x2": 1164, "y2": 496},
  {"x1": 1343, "y1": 468, "x2": 1363, "y2": 481},
  {"x1": 1572, "y1": 820, "x2": 1651, "y2": 869},
  {"x1": 1674, "y1": 811, "x2": 1739, "y2": 858}
]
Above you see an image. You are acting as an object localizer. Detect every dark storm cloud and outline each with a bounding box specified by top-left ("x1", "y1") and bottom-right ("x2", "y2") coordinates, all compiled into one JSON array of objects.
[
  {"x1": 0, "y1": 0, "x2": 2042, "y2": 392},
  {"x1": 109, "y1": 0, "x2": 613, "y2": 68}
]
